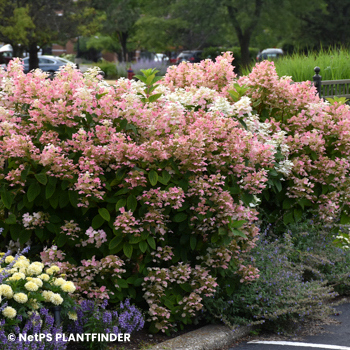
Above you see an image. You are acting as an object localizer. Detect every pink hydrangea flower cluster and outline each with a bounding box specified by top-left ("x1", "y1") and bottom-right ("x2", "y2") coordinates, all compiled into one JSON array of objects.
[
  {"x1": 142, "y1": 263, "x2": 218, "y2": 331},
  {"x1": 40, "y1": 246, "x2": 126, "y2": 300}
]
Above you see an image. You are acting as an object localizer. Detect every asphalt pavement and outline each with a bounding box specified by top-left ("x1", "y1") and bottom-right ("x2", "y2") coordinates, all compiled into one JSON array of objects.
[{"x1": 229, "y1": 302, "x2": 350, "y2": 350}]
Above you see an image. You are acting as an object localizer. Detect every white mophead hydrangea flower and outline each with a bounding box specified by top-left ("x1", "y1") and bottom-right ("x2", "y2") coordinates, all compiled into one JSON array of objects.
[{"x1": 14, "y1": 292, "x2": 28, "y2": 304}]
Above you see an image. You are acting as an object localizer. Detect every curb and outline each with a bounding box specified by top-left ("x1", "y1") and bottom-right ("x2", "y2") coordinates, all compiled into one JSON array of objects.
[{"x1": 148, "y1": 324, "x2": 252, "y2": 350}]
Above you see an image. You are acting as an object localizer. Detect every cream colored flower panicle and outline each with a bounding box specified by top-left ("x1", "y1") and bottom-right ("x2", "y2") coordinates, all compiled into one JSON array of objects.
[
  {"x1": 42, "y1": 290, "x2": 54, "y2": 301},
  {"x1": 14, "y1": 292, "x2": 28, "y2": 304},
  {"x1": 0, "y1": 284, "x2": 14, "y2": 298},
  {"x1": 8, "y1": 272, "x2": 26, "y2": 281},
  {"x1": 24, "y1": 281, "x2": 39, "y2": 292},
  {"x1": 27, "y1": 262, "x2": 44, "y2": 275},
  {"x1": 50, "y1": 293, "x2": 63, "y2": 305},
  {"x1": 61, "y1": 281, "x2": 76, "y2": 293},
  {"x1": 2, "y1": 306, "x2": 17, "y2": 319},
  {"x1": 5, "y1": 255, "x2": 15, "y2": 264},
  {"x1": 31, "y1": 278, "x2": 43, "y2": 287},
  {"x1": 38, "y1": 273, "x2": 50, "y2": 281},
  {"x1": 14, "y1": 259, "x2": 30, "y2": 269},
  {"x1": 68, "y1": 311, "x2": 78, "y2": 321},
  {"x1": 53, "y1": 278, "x2": 66, "y2": 287}
]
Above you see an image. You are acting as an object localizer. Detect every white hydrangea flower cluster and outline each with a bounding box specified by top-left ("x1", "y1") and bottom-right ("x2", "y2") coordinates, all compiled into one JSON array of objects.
[
  {"x1": 0, "y1": 251, "x2": 77, "y2": 320},
  {"x1": 22, "y1": 212, "x2": 48, "y2": 230}
]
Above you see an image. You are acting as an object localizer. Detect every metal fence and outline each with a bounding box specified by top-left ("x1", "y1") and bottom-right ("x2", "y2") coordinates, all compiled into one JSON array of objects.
[{"x1": 313, "y1": 66, "x2": 350, "y2": 99}]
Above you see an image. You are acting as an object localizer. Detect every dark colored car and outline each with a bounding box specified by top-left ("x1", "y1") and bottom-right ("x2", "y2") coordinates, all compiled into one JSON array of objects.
[
  {"x1": 256, "y1": 48, "x2": 284, "y2": 61},
  {"x1": 176, "y1": 50, "x2": 203, "y2": 64},
  {"x1": 22, "y1": 55, "x2": 71, "y2": 77}
]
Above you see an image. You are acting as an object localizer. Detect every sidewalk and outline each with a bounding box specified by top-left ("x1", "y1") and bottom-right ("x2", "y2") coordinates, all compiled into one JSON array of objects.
[
  {"x1": 148, "y1": 301, "x2": 350, "y2": 350},
  {"x1": 148, "y1": 324, "x2": 251, "y2": 350}
]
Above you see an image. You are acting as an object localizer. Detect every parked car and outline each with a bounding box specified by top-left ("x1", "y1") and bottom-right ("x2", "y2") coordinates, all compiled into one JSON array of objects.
[
  {"x1": 0, "y1": 44, "x2": 13, "y2": 67},
  {"x1": 256, "y1": 48, "x2": 284, "y2": 61},
  {"x1": 154, "y1": 53, "x2": 169, "y2": 62},
  {"x1": 176, "y1": 50, "x2": 203, "y2": 64},
  {"x1": 22, "y1": 55, "x2": 72, "y2": 77}
]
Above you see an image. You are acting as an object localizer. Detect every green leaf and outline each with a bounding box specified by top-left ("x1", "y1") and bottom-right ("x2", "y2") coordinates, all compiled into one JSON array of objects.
[
  {"x1": 139, "y1": 240, "x2": 148, "y2": 253},
  {"x1": 231, "y1": 229, "x2": 247, "y2": 238},
  {"x1": 127, "y1": 195, "x2": 137, "y2": 212},
  {"x1": 274, "y1": 179, "x2": 282, "y2": 192},
  {"x1": 123, "y1": 244, "x2": 133, "y2": 258},
  {"x1": 58, "y1": 191, "x2": 69, "y2": 208},
  {"x1": 45, "y1": 177, "x2": 57, "y2": 199},
  {"x1": 35, "y1": 228, "x2": 44, "y2": 240},
  {"x1": 162, "y1": 170, "x2": 171, "y2": 184},
  {"x1": 230, "y1": 220, "x2": 246, "y2": 229},
  {"x1": 116, "y1": 167, "x2": 126, "y2": 181},
  {"x1": 20, "y1": 166, "x2": 30, "y2": 181},
  {"x1": 242, "y1": 192, "x2": 254, "y2": 206},
  {"x1": 116, "y1": 198, "x2": 126, "y2": 212},
  {"x1": 211, "y1": 233, "x2": 219, "y2": 243},
  {"x1": 190, "y1": 236, "x2": 196, "y2": 250},
  {"x1": 92, "y1": 214, "x2": 104, "y2": 229},
  {"x1": 117, "y1": 279, "x2": 129, "y2": 289},
  {"x1": 148, "y1": 93, "x2": 162, "y2": 103},
  {"x1": 340, "y1": 212, "x2": 350, "y2": 225},
  {"x1": 98, "y1": 208, "x2": 110, "y2": 221},
  {"x1": 1, "y1": 191, "x2": 14, "y2": 209},
  {"x1": 27, "y1": 182, "x2": 41, "y2": 202},
  {"x1": 49, "y1": 194, "x2": 59, "y2": 209},
  {"x1": 5, "y1": 213, "x2": 16, "y2": 225},
  {"x1": 283, "y1": 198, "x2": 293, "y2": 210},
  {"x1": 56, "y1": 235, "x2": 68, "y2": 248},
  {"x1": 10, "y1": 225, "x2": 21, "y2": 241},
  {"x1": 34, "y1": 173, "x2": 47, "y2": 185},
  {"x1": 283, "y1": 211, "x2": 294, "y2": 225},
  {"x1": 164, "y1": 299, "x2": 174, "y2": 310},
  {"x1": 148, "y1": 169, "x2": 158, "y2": 186},
  {"x1": 129, "y1": 235, "x2": 143, "y2": 244},
  {"x1": 109, "y1": 236, "x2": 123, "y2": 250},
  {"x1": 69, "y1": 190, "x2": 79, "y2": 208},
  {"x1": 19, "y1": 230, "x2": 31, "y2": 245},
  {"x1": 294, "y1": 208, "x2": 303, "y2": 222},
  {"x1": 218, "y1": 227, "x2": 227, "y2": 236},
  {"x1": 173, "y1": 213, "x2": 187, "y2": 223},
  {"x1": 147, "y1": 236, "x2": 156, "y2": 250},
  {"x1": 180, "y1": 283, "x2": 192, "y2": 292}
]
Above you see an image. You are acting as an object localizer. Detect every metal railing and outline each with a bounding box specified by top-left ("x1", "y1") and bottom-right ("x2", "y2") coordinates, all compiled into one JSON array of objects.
[{"x1": 313, "y1": 66, "x2": 350, "y2": 99}]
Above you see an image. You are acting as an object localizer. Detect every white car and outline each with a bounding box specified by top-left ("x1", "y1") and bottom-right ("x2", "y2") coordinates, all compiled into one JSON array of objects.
[{"x1": 22, "y1": 55, "x2": 73, "y2": 77}]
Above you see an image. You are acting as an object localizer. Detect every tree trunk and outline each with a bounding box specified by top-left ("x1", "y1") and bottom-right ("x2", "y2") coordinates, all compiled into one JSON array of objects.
[
  {"x1": 118, "y1": 31, "x2": 128, "y2": 62},
  {"x1": 28, "y1": 42, "x2": 39, "y2": 71},
  {"x1": 238, "y1": 34, "x2": 252, "y2": 68}
]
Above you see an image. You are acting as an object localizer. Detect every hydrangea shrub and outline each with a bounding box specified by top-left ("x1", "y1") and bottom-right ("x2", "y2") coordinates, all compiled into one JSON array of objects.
[
  {"x1": 1, "y1": 53, "x2": 349, "y2": 331},
  {"x1": 237, "y1": 61, "x2": 350, "y2": 228}
]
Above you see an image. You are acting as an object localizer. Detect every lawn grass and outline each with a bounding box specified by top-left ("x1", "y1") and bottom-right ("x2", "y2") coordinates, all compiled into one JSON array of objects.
[{"x1": 242, "y1": 47, "x2": 350, "y2": 82}]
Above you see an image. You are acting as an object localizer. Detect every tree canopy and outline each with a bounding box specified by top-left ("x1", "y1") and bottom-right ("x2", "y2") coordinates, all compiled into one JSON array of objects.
[{"x1": 0, "y1": 0, "x2": 100, "y2": 70}]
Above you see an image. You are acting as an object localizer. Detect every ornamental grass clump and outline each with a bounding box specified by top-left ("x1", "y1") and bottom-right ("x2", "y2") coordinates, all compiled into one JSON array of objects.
[{"x1": 67, "y1": 298, "x2": 144, "y2": 350}]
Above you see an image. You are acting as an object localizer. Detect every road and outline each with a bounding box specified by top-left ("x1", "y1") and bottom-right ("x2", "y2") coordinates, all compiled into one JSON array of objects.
[{"x1": 229, "y1": 302, "x2": 350, "y2": 350}]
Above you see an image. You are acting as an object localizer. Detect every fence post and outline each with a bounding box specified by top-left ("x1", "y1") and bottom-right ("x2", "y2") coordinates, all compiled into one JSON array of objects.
[
  {"x1": 313, "y1": 66, "x2": 322, "y2": 98},
  {"x1": 53, "y1": 306, "x2": 61, "y2": 327}
]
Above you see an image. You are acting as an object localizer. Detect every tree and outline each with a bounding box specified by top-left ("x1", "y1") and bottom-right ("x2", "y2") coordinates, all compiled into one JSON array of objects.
[
  {"x1": 223, "y1": 0, "x2": 327, "y2": 67},
  {"x1": 134, "y1": 0, "x2": 230, "y2": 53},
  {"x1": 92, "y1": 0, "x2": 141, "y2": 62},
  {"x1": 0, "y1": 0, "x2": 100, "y2": 71},
  {"x1": 291, "y1": 0, "x2": 350, "y2": 49}
]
